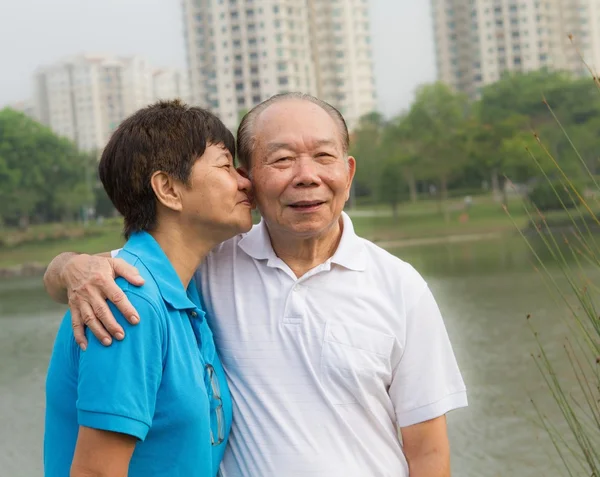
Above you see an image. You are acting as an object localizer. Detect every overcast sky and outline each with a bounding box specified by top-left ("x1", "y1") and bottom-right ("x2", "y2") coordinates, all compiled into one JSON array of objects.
[{"x1": 0, "y1": 0, "x2": 436, "y2": 118}]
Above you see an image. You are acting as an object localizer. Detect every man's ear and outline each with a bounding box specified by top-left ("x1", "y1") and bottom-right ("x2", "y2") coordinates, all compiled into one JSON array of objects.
[
  {"x1": 345, "y1": 156, "x2": 357, "y2": 201},
  {"x1": 150, "y1": 171, "x2": 183, "y2": 212}
]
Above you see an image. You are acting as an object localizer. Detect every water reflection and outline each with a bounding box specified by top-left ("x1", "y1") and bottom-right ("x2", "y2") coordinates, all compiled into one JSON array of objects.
[{"x1": 392, "y1": 231, "x2": 591, "y2": 278}]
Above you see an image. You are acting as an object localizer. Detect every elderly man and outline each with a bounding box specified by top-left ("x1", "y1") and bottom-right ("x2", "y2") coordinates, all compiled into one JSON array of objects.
[{"x1": 44, "y1": 93, "x2": 467, "y2": 476}]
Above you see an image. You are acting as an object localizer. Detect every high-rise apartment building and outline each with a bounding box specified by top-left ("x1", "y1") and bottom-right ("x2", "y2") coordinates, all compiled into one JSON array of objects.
[
  {"x1": 33, "y1": 55, "x2": 188, "y2": 152},
  {"x1": 432, "y1": 0, "x2": 595, "y2": 98},
  {"x1": 8, "y1": 100, "x2": 35, "y2": 120},
  {"x1": 153, "y1": 68, "x2": 192, "y2": 103},
  {"x1": 181, "y1": 0, "x2": 376, "y2": 131}
]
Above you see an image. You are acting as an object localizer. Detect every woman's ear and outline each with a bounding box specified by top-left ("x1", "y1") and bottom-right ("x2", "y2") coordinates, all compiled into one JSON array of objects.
[{"x1": 150, "y1": 171, "x2": 183, "y2": 212}]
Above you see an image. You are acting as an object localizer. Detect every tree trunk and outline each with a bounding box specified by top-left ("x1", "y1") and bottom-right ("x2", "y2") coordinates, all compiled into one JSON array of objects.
[
  {"x1": 491, "y1": 169, "x2": 502, "y2": 203},
  {"x1": 18, "y1": 215, "x2": 30, "y2": 230},
  {"x1": 440, "y1": 175, "x2": 449, "y2": 223},
  {"x1": 407, "y1": 170, "x2": 418, "y2": 203},
  {"x1": 391, "y1": 201, "x2": 398, "y2": 220}
]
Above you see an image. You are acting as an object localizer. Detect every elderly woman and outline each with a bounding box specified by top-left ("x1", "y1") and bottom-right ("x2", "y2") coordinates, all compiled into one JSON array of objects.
[{"x1": 43, "y1": 100, "x2": 252, "y2": 477}]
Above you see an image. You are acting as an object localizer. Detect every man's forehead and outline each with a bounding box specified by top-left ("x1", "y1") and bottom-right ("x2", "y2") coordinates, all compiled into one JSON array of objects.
[{"x1": 262, "y1": 136, "x2": 341, "y2": 154}]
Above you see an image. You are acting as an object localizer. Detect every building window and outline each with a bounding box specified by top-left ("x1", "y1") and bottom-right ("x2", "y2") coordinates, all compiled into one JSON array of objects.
[{"x1": 278, "y1": 76, "x2": 288, "y2": 85}]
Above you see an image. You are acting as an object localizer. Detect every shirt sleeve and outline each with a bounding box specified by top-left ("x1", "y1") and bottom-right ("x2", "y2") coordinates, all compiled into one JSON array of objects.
[
  {"x1": 76, "y1": 292, "x2": 165, "y2": 441},
  {"x1": 389, "y1": 285, "x2": 468, "y2": 428}
]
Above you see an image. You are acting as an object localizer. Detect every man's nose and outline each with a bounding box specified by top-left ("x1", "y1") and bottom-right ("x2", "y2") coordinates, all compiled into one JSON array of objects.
[{"x1": 293, "y1": 158, "x2": 321, "y2": 187}]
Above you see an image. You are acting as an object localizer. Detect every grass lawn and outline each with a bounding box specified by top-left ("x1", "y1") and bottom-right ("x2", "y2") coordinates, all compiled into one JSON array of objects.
[
  {"x1": 349, "y1": 195, "x2": 530, "y2": 242},
  {"x1": 0, "y1": 222, "x2": 124, "y2": 268}
]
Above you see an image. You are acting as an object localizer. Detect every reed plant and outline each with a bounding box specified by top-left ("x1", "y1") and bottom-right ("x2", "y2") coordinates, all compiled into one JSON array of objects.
[{"x1": 506, "y1": 43, "x2": 600, "y2": 475}]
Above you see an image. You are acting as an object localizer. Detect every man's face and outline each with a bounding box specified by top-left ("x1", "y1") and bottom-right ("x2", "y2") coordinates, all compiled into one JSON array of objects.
[{"x1": 250, "y1": 100, "x2": 356, "y2": 239}]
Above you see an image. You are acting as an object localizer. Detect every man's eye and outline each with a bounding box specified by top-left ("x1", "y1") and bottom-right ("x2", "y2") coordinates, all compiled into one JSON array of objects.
[
  {"x1": 316, "y1": 152, "x2": 333, "y2": 158},
  {"x1": 275, "y1": 157, "x2": 291, "y2": 162}
]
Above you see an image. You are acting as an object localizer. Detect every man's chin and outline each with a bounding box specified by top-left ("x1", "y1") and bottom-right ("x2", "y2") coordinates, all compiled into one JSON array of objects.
[{"x1": 285, "y1": 219, "x2": 339, "y2": 239}]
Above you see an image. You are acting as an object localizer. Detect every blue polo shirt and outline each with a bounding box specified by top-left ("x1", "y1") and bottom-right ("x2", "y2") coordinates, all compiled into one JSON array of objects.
[{"x1": 44, "y1": 231, "x2": 232, "y2": 477}]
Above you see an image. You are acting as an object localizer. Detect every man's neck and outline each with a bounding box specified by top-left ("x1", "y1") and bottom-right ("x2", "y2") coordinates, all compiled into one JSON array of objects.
[
  {"x1": 268, "y1": 217, "x2": 344, "y2": 278},
  {"x1": 150, "y1": 226, "x2": 215, "y2": 289}
]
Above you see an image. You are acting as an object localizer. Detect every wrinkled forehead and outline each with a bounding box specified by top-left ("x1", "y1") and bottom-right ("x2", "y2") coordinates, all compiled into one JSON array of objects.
[{"x1": 253, "y1": 100, "x2": 344, "y2": 153}]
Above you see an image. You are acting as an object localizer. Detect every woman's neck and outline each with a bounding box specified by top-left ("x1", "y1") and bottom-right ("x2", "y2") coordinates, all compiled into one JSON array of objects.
[{"x1": 150, "y1": 226, "x2": 215, "y2": 289}]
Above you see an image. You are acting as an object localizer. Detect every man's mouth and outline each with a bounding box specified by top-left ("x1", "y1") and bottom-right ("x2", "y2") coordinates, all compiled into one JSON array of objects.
[{"x1": 288, "y1": 200, "x2": 325, "y2": 210}]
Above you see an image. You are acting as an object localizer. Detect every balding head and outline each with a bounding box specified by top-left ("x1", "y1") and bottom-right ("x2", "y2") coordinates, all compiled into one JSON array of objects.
[{"x1": 236, "y1": 92, "x2": 350, "y2": 171}]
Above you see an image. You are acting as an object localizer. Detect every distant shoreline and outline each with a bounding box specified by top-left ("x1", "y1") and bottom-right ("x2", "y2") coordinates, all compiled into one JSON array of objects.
[
  {"x1": 0, "y1": 230, "x2": 509, "y2": 279},
  {"x1": 0, "y1": 262, "x2": 47, "y2": 279}
]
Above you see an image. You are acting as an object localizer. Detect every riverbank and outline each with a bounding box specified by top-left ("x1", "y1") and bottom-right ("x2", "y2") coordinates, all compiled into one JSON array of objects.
[{"x1": 0, "y1": 194, "x2": 590, "y2": 276}]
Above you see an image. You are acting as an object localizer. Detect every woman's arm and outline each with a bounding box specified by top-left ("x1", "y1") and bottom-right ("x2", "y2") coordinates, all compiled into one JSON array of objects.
[
  {"x1": 71, "y1": 427, "x2": 136, "y2": 477},
  {"x1": 71, "y1": 293, "x2": 165, "y2": 476}
]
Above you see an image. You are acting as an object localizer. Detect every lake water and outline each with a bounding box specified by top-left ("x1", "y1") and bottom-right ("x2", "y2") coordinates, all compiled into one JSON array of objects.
[{"x1": 0, "y1": 234, "x2": 590, "y2": 476}]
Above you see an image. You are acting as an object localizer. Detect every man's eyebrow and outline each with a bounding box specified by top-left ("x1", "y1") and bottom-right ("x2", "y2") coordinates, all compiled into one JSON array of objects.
[
  {"x1": 265, "y1": 142, "x2": 294, "y2": 156},
  {"x1": 312, "y1": 139, "x2": 338, "y2": 149}
]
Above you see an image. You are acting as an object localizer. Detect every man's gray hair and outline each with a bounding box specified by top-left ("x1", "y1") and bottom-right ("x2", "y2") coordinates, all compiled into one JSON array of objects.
[{"x1": 236, "y1": 92, "x2": 350, "y2": 170}]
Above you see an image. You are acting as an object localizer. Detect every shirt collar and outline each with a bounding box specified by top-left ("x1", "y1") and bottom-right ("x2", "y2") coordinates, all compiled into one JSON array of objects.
[
  {"x1": 238, "y1": 211, "x2": 367, "y2": 272},
  {"x1": 123, "y1": 231, "x2": 199, "y2": 311}
]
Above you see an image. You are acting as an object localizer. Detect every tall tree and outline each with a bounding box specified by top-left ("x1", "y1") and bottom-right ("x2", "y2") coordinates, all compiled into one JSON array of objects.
[
  {"x1": 467, "y1": 113, "x2": 529, "y2": 204},
  {"x1": 0, "y1": 108, "x2": 92, "y2": 227},
  {"x1": 349, "y1": 112, "x2": 386, "y2": 204},
  {"x1": 406, "y1": 83, "x2": 471, "y2": 222},
  {"x1": 381, "y1": 114, "x2": 424, "y2": 204}
]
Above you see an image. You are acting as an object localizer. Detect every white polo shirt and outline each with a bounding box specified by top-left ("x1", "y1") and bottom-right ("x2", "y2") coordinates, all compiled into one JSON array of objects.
[{"x1": 197, "y1": 212, "x2": 468, "y2": 477}]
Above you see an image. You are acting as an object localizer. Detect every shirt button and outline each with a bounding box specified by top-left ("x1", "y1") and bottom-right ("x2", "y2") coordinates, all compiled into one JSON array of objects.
[{"x1": 190, "y1": 311, "x2": 198, "y2": 318}]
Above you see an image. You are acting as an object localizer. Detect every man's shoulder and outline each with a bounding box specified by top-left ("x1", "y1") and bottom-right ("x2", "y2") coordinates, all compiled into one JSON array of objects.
[{"x1": 359, "y1": 236, "x2": 425, "y2": 282}]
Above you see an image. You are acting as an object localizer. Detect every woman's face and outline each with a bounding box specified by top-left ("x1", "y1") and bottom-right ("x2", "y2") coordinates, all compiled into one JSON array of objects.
[{"x1": 179, "y1": 143, "x2": 253, "y2": 241}]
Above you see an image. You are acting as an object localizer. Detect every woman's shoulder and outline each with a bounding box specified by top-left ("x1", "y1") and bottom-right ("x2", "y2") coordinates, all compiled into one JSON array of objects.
[{"x1": 114, "y1": 254, "x2": 166, "y2": 320}]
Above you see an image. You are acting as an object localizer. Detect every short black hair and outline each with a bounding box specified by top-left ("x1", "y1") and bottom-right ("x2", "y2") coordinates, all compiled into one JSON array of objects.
[{"x1": 99, "y1": 99, "x2": 235, "y2": 238}]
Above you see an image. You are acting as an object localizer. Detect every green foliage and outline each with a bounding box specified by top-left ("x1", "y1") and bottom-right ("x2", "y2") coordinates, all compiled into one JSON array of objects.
[
  {"x1": 506, "y1": 72, "x2": 600, "y2": 476},
  {"x1": 0, "y1": 108, "x2": 95, "y2": 227},
  {"x1": 378, "y1": 158, "x2": 405, "y2": 217},
  {"x1": 527, "y1": 180, "x2": 582, "y2": 211},
  {"x1": 349, "y1": 70, "x2": 600, "y2": 216},
  {"x1": 349, "y1": 112, "x2": 386, "y2": 198}
]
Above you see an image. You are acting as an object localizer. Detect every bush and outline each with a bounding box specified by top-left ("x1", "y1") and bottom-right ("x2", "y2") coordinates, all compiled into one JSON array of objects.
[{"x1": 527, "y1": 180, "x2": 582, "y2": 211}]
